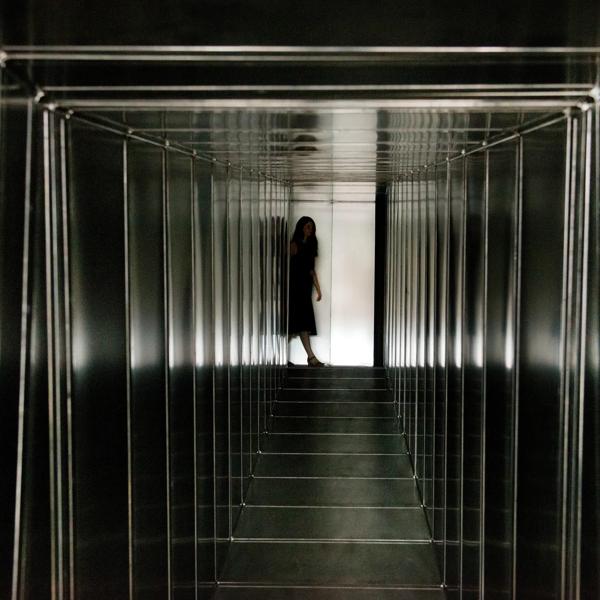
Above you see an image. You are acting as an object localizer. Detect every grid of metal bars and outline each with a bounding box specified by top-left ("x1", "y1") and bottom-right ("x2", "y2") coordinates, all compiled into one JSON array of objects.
[{"x1": 383, "y1": 107, "x2": 597, "y2": 599}]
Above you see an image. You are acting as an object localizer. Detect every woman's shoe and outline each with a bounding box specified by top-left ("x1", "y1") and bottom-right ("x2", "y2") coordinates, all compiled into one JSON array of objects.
[{"x1": 307, "y1": 355, "x2": 324, "y2": 367}]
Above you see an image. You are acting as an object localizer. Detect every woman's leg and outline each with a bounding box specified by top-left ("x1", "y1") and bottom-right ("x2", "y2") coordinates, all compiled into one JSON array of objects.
[{"x1": 299, "y1": 331, "x2": 315, "y2": 359}]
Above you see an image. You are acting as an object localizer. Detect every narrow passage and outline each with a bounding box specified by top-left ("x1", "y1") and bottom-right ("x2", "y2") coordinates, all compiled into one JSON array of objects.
[{"x1": 218, "y1": 366, "x2": 443, "y2": 599}]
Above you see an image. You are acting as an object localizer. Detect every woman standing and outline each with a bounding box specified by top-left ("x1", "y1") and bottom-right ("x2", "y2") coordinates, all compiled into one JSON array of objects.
[{"x1": 288, "y1": 216, "x2": 324, "y2": 366}]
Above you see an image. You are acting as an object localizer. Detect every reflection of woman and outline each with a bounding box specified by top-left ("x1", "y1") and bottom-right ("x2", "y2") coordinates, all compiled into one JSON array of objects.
[{"x1": 288, "y1": 216, "x2": 324, "y2": 366}]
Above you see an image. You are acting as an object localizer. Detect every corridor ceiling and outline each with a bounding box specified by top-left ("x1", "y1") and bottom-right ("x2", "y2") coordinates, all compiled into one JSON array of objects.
[{"x1": 3, "y1": 47, "x2": 599, "y2": 183}]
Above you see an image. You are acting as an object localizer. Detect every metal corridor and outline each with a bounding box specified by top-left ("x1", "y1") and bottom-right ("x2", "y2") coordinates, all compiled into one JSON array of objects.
[{"x1": 1, "y1": 43, "x2": 599, "y2": 600}]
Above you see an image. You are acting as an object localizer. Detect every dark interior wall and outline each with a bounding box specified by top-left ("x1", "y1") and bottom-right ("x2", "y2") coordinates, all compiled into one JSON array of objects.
[
  {"x1": 2, "y1": 0, "x2": 600, "y2": 46},
  {"x1": 0, "y1": 71, "x2": 51, "y2": 600}
]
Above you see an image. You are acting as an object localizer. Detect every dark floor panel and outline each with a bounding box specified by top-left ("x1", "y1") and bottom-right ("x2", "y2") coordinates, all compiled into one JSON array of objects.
[
  {"x1": 275, "y1": 401, "x2": 395, "y2": 418},
  {"x1": 271, "y1": 417, "x2": 399, "y2": 434},
  {"x1": 287, "y1": 378, "x2": 388, "y2": 390},
  {"x1": 254, "y1": 453, "x2": 413, "y2": 478},
  {"x1": 263, "y1": 433, "x2": 407, "y2": 454},
  {"x1": 221, "y1": 541, "x2": 441, "y2": 586},
  {"x1": 216, "y1": 587, "x2": 446, "y2": 599},
  {"x1": 280, "y1": 389, "x2": 393, "y2": 402},
  {"x1": 234, "y1": 506, "x2": 430, "y2": 541},
  {"x1": 245, "y1": 477, "x2": 421, "y2": 507}
]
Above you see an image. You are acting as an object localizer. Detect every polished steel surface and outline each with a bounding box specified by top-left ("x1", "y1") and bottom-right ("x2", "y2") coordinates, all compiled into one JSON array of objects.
[
  {"x1": 383, "y1": 108, "x2": 596, "y2": 599},
  {"x1": 127, "y1": 138, "x2": 169, "y2": 598},
  {"x1": 581, "y1": 103, "x2": 599, "y2": 600},
  {"x1": 2, "y1": 45, "x2": 599, "y2": 600}
]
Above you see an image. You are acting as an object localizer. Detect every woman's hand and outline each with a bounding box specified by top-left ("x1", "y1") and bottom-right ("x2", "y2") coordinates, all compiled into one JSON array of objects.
[{"x1": 316, "y1": 291, "x2": 322, "y2": 302}]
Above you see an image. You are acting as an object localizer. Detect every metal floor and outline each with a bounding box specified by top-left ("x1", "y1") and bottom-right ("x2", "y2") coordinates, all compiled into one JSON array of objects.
[{"x1": 216, "y1": 367, "x2": 444, "y2": 599}]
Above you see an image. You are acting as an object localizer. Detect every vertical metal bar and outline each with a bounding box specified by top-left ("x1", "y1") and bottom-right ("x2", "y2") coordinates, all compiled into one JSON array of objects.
[
  {"x1": 11, "y1": 99, "x2": 33, "y2": 600},
  {"x1": 442, "y1": 158, "x2": 451, "y2": 588},
  {"x1": 225, "y1": 164, "x2": 232, "y2": 542},
  {"x1": 415, "y1": 173, "x2": 421, "y2": 466},
  {"x1": 511, "y1": 136, "x2": 524, "y2": 600},
  {"x1": 210, "y1": 169, "x2": 218, "y2": 583},
  {"x1": 573, "y1": 106, "x2": 593, "y2": 600},
  {"x1": 264, "y1": 175, "x2": 267, "y2": 424},
  {"x1": 415, "y1": 172, "x2": 421, "y2": 478},
  {"x1": 420, "y1": 171, "x2": 427, "y2": 498},
  {"x1": 285, "y1": 183, "x2": 291, "y2": 369},
  {"x1": 389, "y1": 183, "x2": 394, "y2": 399},
  {"x1": 459, "y1": 156, "x2": 467, "y2": 600},
  {"x1": 385, "y1": 184, "x2": 391, "y2": 380},
  {"x1": 59, "y1": 117, "x2": 75, "y2": 600},
  {"x1": 257, "y1": 177, "x2": 262, "y2": 454},
  {"x1": 248, "y1": 172, "x2": 254, "y2": 470},
  {"x1": 268, "y1": 178, "x2": 274, "y2": 414},
  {"x1": 190, "y1": 157, "x2": 199, "y2": 600},
  {"x1": 391, "y1": 182, "x2": 397, "y2": 407},
  {"x1": 122, "y1": 136, "x2": 134, "y2": 600},
  {"x1": 43, "y1": 108, "x2": 58, "y2": 600},
  {"x1": 480, "y1": 147, "x2": 490, "y2": 600},
  {"x1": 239, "y1": 166, "x2": 244, "y2": 506},
  {"x1": 391, "y1": 181, "x2": 394, "y2": 395},
  {"x1": 399, "y1": 178, "x2": 404, "y2": 424},
  {"x1": 431, "y1": 165, "x2": 438, "y2": 542},
  {"x1": 559, "y1": 115, "x2": 574, "y2": 600},
  {"x1": 49, "y1": 109, "x2": 66, "y2": 600},
  {"x1": 400, "y1": 179, "x2": 407, "y2": 427},
  {"x1": 161, "y1": 145, "x2": 173, "y2": 599}
]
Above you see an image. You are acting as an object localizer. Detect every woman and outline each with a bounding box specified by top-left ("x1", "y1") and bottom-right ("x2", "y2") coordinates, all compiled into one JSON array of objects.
[{"x1": 288, "y1": 216, "x2": 324, "y2": 366}]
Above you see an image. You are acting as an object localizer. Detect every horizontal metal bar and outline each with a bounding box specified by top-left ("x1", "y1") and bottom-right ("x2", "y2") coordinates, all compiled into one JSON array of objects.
[
  {"x1": 232, "y1": 537, "x2": 431, "y2": 544},
  {"x1": 260, "y1": 452, "x2": 407, "y2": 456},
  {"x1": 267, "y1": 432, "x2": 399, "y2": 436},
  {"x1": 284, "y1": 391, "x2": 389, "y2": 394},
  {"x1": 41, "y1": 83, "x2": 595, "y2": 92},
  {"x1": 4, "y1": 45, "x2": 600, "y2": 62},
  {"x1": 254, "y1": 476, "x2": 413, "y2": 480},
  {"x1": 57, "y1": 98, "x2": 583, "y2": 110},
  {"x1": 217, "y1": 584, "x2": 443, "y2": 591},
  {"x1": 245, "y1": 505, "x2": 422, "y2": 509},
  {"x1": 286, "y1": 377, "x2": 387, "y2": 380}
]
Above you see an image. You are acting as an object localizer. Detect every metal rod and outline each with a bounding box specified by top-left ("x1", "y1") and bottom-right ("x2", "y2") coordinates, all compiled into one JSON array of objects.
[
  {"x1": 429, "y1": 169, "x2": 437, "y2": 541},
  {"x1": 511, "y1": 135, "x2": 524, "y2": 600},
  {"x1": 190, "y1": 156, "x2": 199, "y2": 600},
  {"x1": 559, "y1": 114, "x2": 575, "y2": 599},
  {"x1": 5, "y1": 45, "x2": 600, "y2": 60},
  {"x1": 480, "y1": 146, "x2": 490, "y2": 600},
  {"x1": 161, "y1": 141, "x2": 173, "y2": 600},
  {"x1": 122, "y1": 135, "x2": 134, "y2": 600},
  {"x1": 210, "y1": 168, "x2": 219, "y2": 582},
  {"x1": 442, "y1": 157, "x2": 451, "y2": 588},
  {"x1": 225, "y1": 164, "x2": 233, "y2": 542},
  {"x1": 11, "y1": 98, "x2": 34, "y2": 600},
  {"x1": 42, "y1": 108, "x2": 58, "y2": 600},
  {"x1": 58, "y1": 115, "x2": 76, "y2": 600},
  {"x1": 459, "y1": 155, "x2": 468, "y2": 600},
  {"x1": 238, "y1": 165, "x2": 244, "y2": 506},
  {"x1": 572, "y1": 105, "x2": 594, "y2": 600}
]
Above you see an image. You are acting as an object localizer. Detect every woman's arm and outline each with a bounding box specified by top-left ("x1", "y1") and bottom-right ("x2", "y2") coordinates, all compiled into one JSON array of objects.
[
  {"x1": 310, "y1": 270, "x2": 322, "y2": 301},
  {"x1": 290, "y1": 241, "x2": 298, "y2": 256}
]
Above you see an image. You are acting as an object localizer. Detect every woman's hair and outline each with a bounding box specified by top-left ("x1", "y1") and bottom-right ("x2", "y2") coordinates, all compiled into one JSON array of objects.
[{"x1": 291, "y1": 216, "x2": 318, "y2": 256}]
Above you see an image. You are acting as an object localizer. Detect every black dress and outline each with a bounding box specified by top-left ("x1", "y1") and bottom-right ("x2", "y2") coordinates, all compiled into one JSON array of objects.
[{"x1": 288, "y1": 241, "x2": 317, "y2": 335}]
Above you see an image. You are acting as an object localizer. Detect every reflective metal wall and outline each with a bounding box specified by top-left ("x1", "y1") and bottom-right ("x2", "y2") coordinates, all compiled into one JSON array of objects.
[
  {"x1": 3, "y1": 95, "x2": 291, "y2": 598},
  {"x1": 383, "y1": 108, "x2": 599, "y2": 599}
]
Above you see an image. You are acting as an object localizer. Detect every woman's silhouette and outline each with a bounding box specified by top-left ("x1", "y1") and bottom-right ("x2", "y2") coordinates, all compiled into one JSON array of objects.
[{"x1": 288, "y1": 216, "x2": 324, "y2": 366}]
